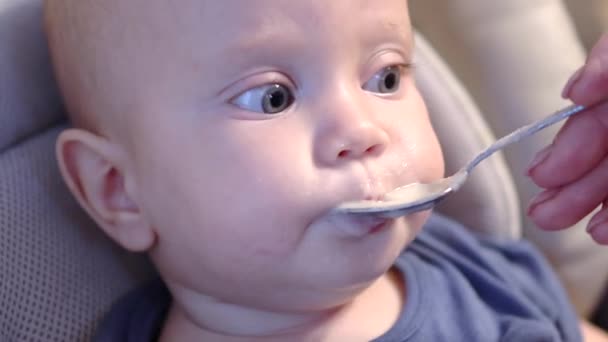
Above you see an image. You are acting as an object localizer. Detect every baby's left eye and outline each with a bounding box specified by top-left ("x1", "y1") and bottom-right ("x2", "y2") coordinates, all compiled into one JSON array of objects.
[
  {"x1": 231, "y1": 83, "x2": 295, "y2": 114},
  {"x1": 363, "y1": 65, "x2": 404, "y2": 94}
]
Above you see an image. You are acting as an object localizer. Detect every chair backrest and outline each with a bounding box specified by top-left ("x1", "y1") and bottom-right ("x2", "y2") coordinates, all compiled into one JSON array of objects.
[
  {"x1": 414, "y1": 33, "x2": 521, "y2": 238},
  {"x1": 0, "y1": 1, "x2": 519, "y2": 340}
]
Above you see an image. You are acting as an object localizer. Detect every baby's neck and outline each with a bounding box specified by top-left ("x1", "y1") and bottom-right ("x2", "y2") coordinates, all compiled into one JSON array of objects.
[{"x1": 158, "y1": 269, "x2": 405, "y2": 342}]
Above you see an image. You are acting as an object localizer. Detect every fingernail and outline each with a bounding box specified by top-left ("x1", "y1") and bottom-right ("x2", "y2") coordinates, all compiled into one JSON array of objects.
[
  {"x1": 562, "y1": 65, "x2": 585, "y2": 99},
  {"x1": 588, "y1": 222, "x2": 600, "y2": 234},
  {"x1": 588, "y1": 210, "x2": 608, "y2": 232},
  {"x1": 589, "y1": 223, "x2": 608, "y2": 245},
  {"x1": 526, "y1": 145, "x2": 552, "y2": 176},
  {"x1": 586, "y1": 56, "x2": 603, "y2": 75},
  {"x1": 527, "y1": 189, "x2": 559, "y2": 215}
]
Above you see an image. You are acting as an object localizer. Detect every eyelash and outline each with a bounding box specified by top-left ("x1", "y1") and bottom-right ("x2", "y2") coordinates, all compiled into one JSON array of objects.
[{"x1": 228, "y1": 62, "x2": 413, "y2": 115}]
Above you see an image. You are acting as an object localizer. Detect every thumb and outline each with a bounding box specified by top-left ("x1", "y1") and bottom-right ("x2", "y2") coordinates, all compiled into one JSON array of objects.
[{"x1": 566, "y1": 35, "x2": 608, "y2": 106}]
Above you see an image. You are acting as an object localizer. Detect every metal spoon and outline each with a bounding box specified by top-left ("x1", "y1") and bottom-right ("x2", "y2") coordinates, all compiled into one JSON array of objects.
[{"x1": 334, "y1": 103, "x2": 587, "y2": 218}]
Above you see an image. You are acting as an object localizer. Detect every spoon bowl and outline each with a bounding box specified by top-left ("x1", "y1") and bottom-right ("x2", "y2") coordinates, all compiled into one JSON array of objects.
[{"x1": 334, "y1": 103, "x2": 589, "y2": 218}]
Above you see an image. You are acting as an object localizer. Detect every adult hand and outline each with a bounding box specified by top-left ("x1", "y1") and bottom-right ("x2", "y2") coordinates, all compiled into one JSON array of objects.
[{"x1": 527, "y1": 34, "x2": 608, "y2": 243}]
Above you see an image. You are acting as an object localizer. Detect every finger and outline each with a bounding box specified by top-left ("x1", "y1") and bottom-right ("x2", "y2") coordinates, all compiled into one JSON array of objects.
[
  {"x1": 590, "y1": 34, "x2": 608, "y2": 58},
  {"x1": 589, "y1": 224, "x2": 608, "y2": 245},
  {"x1": 528, "y1": 155, "x2": 608, "y2": 230},
  {"x1": 588, "y1": 200, "x2": 608, "y2": 244},
  {"x1": 567, "y1": 35, "x2": 608, "y2": 105},
  {"x1": 569, "y1": 57, "x2": 608, "y2": 106},
  {"x1": 528, "y1": 105, "x2": 608, "y2": 188},
  {"x1": 587, "y1": 200, "x2": 608, "y2": 245}
]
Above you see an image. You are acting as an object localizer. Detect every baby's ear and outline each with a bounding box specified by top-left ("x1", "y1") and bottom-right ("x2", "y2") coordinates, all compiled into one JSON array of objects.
[{"x1": 56, "y1": 129, "x2": 156, "y2": 252}]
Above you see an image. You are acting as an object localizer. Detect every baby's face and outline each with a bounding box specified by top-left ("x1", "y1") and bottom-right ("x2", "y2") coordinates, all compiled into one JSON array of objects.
[{"x1": 120, "y1": 0, "x2": 443, "y2": 311}]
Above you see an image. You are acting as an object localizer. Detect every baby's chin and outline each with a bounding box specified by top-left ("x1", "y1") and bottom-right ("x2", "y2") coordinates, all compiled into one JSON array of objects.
[
  {"x1": 300, "y1": 213, "x2": 424, "y2": 285},
  {"x1": 282, "y1": 217, "x2": 419, "y2": 312}
]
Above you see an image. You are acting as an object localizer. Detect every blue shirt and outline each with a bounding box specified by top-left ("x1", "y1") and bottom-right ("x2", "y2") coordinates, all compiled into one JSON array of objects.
[{"x1": 95, "y1": 215, "x2": 582, "y2": 342}]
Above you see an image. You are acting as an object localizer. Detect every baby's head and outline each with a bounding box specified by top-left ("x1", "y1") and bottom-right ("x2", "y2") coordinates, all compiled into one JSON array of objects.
[{"x1": 45, "y1": 0, "x2": 444, "y2": 334}]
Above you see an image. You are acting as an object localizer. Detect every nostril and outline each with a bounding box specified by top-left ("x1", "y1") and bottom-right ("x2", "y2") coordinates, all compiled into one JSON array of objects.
[
  {"x1": 337, "y1": 144, "x2": 382, "y2": 160},
  {"x1": 365, "y1": 144, "x2": 382, "y2": 155},
  {"x1": 338, "y1": 150, "x2": 350, "y2": 159}
]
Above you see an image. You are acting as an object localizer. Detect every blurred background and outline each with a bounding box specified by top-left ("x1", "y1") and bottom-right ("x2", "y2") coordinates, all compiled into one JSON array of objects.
[{"x1": 410, "y1": 0, "x2": 608, "y2": 326}]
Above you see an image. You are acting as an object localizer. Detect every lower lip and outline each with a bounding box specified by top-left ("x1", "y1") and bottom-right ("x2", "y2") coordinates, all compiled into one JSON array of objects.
[
  {"x1": 369, "y1": 221, "x2": 389, "y2": 234},
  {"x1": 330, "y1": 215, "x2": 390, "y2": 237}
]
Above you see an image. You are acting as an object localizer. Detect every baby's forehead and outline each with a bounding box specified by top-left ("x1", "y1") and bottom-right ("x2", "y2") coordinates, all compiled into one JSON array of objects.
[
  {"x1": 102, "y1": 1, "x2": 409, "y2": 41},
  {"x1": 57, "y1": 1, "x2": 412, "y2": 60},
  {"x1": 46, "y1": 0, "x2": 412, "y2": 130}
]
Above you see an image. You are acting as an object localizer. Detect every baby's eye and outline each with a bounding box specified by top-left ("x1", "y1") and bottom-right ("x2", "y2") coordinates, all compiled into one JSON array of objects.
[
  {"x1": 231, "y1": 84, "x2": 295, "y2": 114},
  {"x1": 363, "y1": 65, "x2": 404, "y2": 94}
]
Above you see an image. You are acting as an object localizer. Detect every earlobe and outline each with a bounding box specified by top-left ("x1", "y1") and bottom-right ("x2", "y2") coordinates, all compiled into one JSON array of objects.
[{"x1": 56, "y1": 129, "x2": 157, "y2": 252}]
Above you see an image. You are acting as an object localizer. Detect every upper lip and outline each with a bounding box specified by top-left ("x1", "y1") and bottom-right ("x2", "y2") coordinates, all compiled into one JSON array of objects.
[
  {"x1": 363, "y1": 194, "x2": 385, "y2": 202},
  {"x1": 331, "y1": 164, "x2": 412, "y2": 205},
  {"x1": 346, "y1": 182, "x2": 390, "y2": 203}
]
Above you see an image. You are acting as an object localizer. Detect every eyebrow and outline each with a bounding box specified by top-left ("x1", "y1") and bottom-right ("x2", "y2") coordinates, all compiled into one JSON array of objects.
[
  {"x1": 202, "y1": 29, "x2": 309, "y2": 84},
  {"x1": 364, "y1": 20, "x2": 413, "y2": 54},
  {"x1": 203, "y1": 16, "x2": 414, "y2": 86},
  {"x1": 219, "y1": 28, "x2": 305, "y2": 61},
  {"x1": 387, "y1": 22, "x2": 410, "y2": 42}
]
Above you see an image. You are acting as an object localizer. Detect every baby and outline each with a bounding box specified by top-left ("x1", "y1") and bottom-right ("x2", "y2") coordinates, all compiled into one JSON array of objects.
[{"x1": 43, "y1": 0, "x2": 599, "y2": 340}]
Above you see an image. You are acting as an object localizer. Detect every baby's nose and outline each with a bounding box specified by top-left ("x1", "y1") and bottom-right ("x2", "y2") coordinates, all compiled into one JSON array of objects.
[
  {"x1": 314, "y1": 115, "x2": 390, "y2": 166},
  {"x1": 337, "y1": 122, "x2": 388, "y2": 159}
]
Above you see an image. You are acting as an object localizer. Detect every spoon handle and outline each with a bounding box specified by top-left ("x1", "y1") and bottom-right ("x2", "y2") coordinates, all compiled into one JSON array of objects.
[{"x1": 464, "y1": 103, "x2": 586, "y2": 174}]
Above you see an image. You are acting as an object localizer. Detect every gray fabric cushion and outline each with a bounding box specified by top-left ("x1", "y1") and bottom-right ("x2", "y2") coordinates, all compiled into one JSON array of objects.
[
  {"x1": 0, "y1": 1, "x2": 153, "y2": 340},
  {"x1": 0, "y1": 126, "x2": 152, "y2": 341},
  {"x1": 0, "y1": 0, "x2": 64, "y2": 152}
]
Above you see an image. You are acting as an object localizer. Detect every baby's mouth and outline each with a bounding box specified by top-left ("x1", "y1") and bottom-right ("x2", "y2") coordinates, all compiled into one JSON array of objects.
[
  {"x1": 363, "y1": 194, "x2": 386, "y2": 202},
  {"x1": 328, "y1": 213, "x2": 390, "y2": 238},
  {"x1": 322, "y1": 176, "x2": 399, "y2": 237}
]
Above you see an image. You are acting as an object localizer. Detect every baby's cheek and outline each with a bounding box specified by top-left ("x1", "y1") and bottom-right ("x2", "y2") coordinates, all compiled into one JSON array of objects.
[
  {"x1": 152, "y1": 189, "x2": 303, "y2": 280},
  {"x1": 408, "y1": 124, "x2": 444, "y2": 181},
  {"x1": 399, "y1": 92, "x2": 445, "y2": 180},
  {"x1": 211, "y1": 182, "x2": 313, "y2": 259},
  {"x1": 391, "y1": 132, "x2": 443, "y2": 183}
]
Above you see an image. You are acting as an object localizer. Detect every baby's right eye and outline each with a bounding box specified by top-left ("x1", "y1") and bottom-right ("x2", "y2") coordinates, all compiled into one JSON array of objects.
[{"x1": 231, "y1": 84, "x2": 295, "y2": 114}]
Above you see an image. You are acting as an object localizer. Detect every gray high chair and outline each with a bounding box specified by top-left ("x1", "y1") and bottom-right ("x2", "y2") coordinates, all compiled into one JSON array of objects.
[{"x1": 0, "y1": 0, "x2": 605, "y2": 340}]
